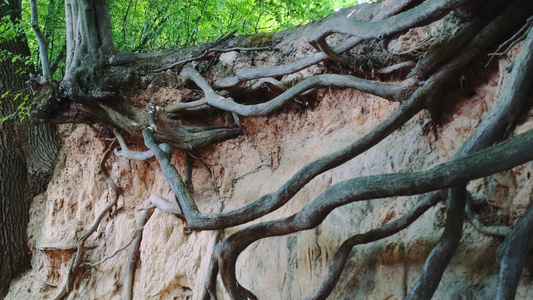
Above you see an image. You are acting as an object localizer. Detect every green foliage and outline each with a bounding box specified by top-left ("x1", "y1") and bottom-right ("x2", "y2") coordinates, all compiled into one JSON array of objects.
[
  {"x1": 13, "y1": 0, "x2": 382, "y2": 77},
  {"x1": 20, "y1": 0, "x2": 66, "y2": 80},
  {"x1": 14, "y1": 0, "x2": 378, "y2": 73},
  {"x1": 1, "y1": 0, "x2": 379, "y2": 124},
  {"x1": 0, "y1": 5, "x2": 32, "y2": 74},
  {"x1": 0, "y1": 49, "x2": 32, "y2": 75},
  {"x1": 0, "y1": 14, "x2": 17, "y2": 41},
  {"x1": 0, "y1": 91, "x2": 31, "y2": 122},
  {"x1": 109, "y1": 0, "x2": 359, "y2": 52},
  {"x1": 1, "y1": 2, "x2": 38, "y2": 123}
]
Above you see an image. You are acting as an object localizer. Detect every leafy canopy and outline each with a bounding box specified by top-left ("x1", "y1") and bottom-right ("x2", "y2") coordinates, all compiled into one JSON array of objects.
[
  {"x1": 20, "y1": 1, "x2": 376, "y2": 59},
  {"x1": 1, "y1": 0, "x2": 377, "y2": 122},
  {"x1": 109, "y1": 0, "x2": 368, "y2": 52},
  {"x1": 0, "y1": 2, "x2": 33, "y2": 122}
]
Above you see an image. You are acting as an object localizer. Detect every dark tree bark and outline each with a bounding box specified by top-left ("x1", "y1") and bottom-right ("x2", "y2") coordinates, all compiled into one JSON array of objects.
[{"x1": 0, "y1": 2, "x2": 58, "y2": 298}]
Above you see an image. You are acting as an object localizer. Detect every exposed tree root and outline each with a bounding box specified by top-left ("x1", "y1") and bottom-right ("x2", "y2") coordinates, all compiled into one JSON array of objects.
[
  {"x1": 212, "y1": 0, "x2": 413, "y2": 89},
  {"x1": 122, "y1": 204, "x2": 152, "y2": 300},
  {"x1": 127, "y1": 2, "x2": 533, "y2": 297},
  {"x1": 406, "y1": 13, "x2": 533, "y2": 298},
  {"x1": 144, "y1": 83, "x2": 426, "y2": 231},
  {"x1": 85, "y1": 226, "x2": 145, "y2": 268},
  {"x1": 183, "y1": 67, "x2": 418, "y2": 116},
  {"x1": 141, "y1": 0, "x2": 532, "y2": 232},
  {"x1": 405, "y1": 186, "x2": 466, "y2": 299},
  {"x1": 141, "y1": 194, "x2": 183, "y2": 217},
  {"x1": 307, "y1": 0, "x2": 470, "y2": 63},
  {"x1": 306, "y1": 35, "x2": 533, "y2": 292},
  {"x1": 493, "y1": 20, "x2": 533, "y2": 300},
  {"x1": 113, "y1": 128, "x2": 158, "y2": 160},
  {"x1": 496, "y1": 201, "x2": 533, "y2": 300},
  {"x1": 57, "y1": 128, "x2": 189, "y2": 299},
  {"x1": 303, "y1": 190, "x2": 446, "y2": 300},
  {"x1": 376, "y1": 60, "x2": 416, "y2": 74},
  {"x1": 465, "y1": 194, "x2": 511, "y2": 238},
  {"x1": 154, "y1": 45, "x2": 270, "y2": 73},
  {"x1": 210, "y1": 126, "x2": 533, "y2": 299}
]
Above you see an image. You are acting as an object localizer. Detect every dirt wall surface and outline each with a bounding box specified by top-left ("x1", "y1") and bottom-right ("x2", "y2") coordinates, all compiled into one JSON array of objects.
[{"x1": 6, "y1": 2, "x2": 533, "y2": 299}]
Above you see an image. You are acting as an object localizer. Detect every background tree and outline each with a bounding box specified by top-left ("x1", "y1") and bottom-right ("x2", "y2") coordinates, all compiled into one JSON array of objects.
[
  {"x1": 11, "y1": 0, "x2": 533, "y2": 299},
  {"x1": 0, "y1": 1, "x2": 58, "y2": 297}
]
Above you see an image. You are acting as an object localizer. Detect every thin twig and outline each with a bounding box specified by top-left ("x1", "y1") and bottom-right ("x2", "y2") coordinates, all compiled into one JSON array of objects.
[
  {"x1": 485, "y1": 16, "x2": 533, "y2": 66},
  {"x1": 84, "y1": 227, "x2": 144, "y2": 267}
]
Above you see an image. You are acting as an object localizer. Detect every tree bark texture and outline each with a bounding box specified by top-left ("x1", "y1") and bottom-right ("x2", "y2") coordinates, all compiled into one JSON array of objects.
[{"x1": 0, "y1": 2, "x2": 58, "y2": 297}]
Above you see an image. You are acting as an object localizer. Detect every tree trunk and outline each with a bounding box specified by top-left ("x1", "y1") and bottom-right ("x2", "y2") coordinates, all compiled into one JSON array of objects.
[{"x1": 0, "y1": 2, "x2": 58, "y2": 297}]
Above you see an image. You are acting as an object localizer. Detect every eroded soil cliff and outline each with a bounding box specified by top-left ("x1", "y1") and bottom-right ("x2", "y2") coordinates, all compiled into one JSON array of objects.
[{"x1": 6, "y1": 4, "x2": 533, "y2": 299}]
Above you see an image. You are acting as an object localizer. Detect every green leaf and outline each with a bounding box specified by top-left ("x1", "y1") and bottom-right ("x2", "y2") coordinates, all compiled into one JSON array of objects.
[
  {"x1": 216, "y1": 0, "x2": 227, "y2": 11},
  {"x1": 1, "y1": 91, "x2": 9, "y2": 98}
]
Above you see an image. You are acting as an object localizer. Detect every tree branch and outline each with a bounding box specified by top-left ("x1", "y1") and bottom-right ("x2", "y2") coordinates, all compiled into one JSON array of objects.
[{"x1": 30, "y1": 0, "x2": 52, "y2": 77}]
